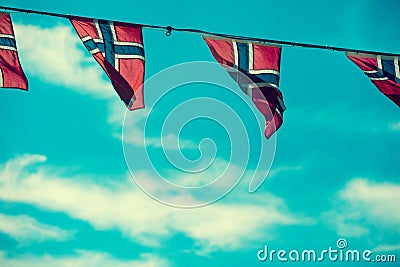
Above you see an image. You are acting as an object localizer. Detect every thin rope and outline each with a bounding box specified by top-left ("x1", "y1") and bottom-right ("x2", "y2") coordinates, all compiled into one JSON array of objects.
[{"x1": 1, "y1": 5, "x2": 399, "y2": 57}]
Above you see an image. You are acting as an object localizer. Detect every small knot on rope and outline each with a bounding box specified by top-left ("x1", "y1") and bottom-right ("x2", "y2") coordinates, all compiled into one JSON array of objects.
[{"x1": 165, "y1": 26, "x2": 172, "y2": 36}]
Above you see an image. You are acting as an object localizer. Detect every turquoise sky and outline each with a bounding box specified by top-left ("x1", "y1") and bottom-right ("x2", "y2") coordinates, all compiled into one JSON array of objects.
[{"x1": 0, "y1": 0, "x2": 399, "y2": 266}]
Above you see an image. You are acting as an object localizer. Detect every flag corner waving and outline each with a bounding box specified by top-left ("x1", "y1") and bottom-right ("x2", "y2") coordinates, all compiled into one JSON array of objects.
[
  {"x1": 69, "y1": 16, "x2": 145, "y2": 110},
  {"x1": 0, "y1": 13, "x2": 28, "y2": 91},
  {"x1": 346, "y1": 52, "x2": 400, "y2": 108}
]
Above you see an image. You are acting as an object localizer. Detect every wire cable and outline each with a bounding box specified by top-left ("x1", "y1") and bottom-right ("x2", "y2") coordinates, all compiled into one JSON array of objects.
[{"x1": 1, "y1": 5, "x2": 399, "y2": 57}]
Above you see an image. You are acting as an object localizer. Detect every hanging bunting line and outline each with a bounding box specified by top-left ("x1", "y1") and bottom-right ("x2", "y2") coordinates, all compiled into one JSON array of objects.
[
  {"x1": 1, "y1": 5, "x2": 399, "y2": 57},
  {"x1": 1, "y1": 5, "x2": 399, "y2": 141}
]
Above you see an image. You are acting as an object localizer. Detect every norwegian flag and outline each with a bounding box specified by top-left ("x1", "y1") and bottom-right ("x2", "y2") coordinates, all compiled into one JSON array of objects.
[
  {"x1": 347, "y1": 52, "x2": 400, "y2": 107},
  {"x1": 0, "y1": 13, "x2": 28, "y2": 90},
  {"x1": 70, "y1": 16, "x2": 145, "y2": 110},
  {"x1": 203, "y1": 36, "x2": 285, "y2": 138}
]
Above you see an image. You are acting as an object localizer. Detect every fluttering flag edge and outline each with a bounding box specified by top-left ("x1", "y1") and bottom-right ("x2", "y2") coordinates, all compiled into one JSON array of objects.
[
  {"x1": 0, "y1": 12, "x2": 28, "y2": 91},
  {"x1": 69, "y1": 16, "x2": 145, "y2": 111}
]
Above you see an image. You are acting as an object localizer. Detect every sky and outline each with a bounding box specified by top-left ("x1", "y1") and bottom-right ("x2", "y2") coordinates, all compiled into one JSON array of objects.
[{"x1": 0, "y1": 0, "x2": 399, "y2": 266}]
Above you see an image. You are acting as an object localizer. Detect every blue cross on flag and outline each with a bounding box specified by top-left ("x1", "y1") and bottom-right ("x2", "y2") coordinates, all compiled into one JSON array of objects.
[{"x1": 70, "y1": 16, "x2": 145, "y2": 110}]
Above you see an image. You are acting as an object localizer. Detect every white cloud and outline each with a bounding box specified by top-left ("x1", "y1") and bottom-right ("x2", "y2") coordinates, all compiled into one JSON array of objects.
[
  {"x1": 173, "y1": 201, "x2": 304, "y2": 252},
  {"x1": 0, "y1": 251, "x2": 168, "y2": 267},
  {"x1": 111, "y1": 106, "x2": 198, "y2": 150},
  {"x1": 107, "y1": 100, "x2": 128, "y2": 129},
  {"x1": 339, "y1": 179, "x2": 400, "y2": 227},
  {"x1": 374, "y1": 243, "x2": 400, "y2": 253},
  {"x1": 389, "y1": 121, "x2": 400, "y2": 131},
  {"x1": 0, "y1": 154, "x2": 311, "y2": 252},
  {"x1": 322, "y1": 210, "x2": 370, "y2": 238},
  {"x1": 267, "y1": 164, "x2": 303, "y2": 179},
  {"x1": 14, "y1": 23, "x2": 114, "y2": 99},
  {"x1": 0, "y1": 213, "x2": 73, "y2": 243},
  {"x1": 322, "y1": 178, "x2": 400, "y2": 237}
]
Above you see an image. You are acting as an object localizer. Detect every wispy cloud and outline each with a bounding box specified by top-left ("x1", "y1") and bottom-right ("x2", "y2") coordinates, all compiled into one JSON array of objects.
[
  {"x1": 322, "y1": 178, "x2": 400, "y2": 238},
  {"x1": 339, "y1": 178, "x2": 400, "y2": 227},
  {"x1": 0, "y1": 154, "x2": 311, "y2": 252},
  {"x1": 109, "y1": 105, "x2": 198, "y2": 149},
  {"x1": 0, "y1": 250, "x2": 169, "y2": 267},
  {"x1": 267, "y1": 164, "x2": 303, "y2": 179},
  {"x1": 322, "y1": 210, "x2": 370, "y2": 238},
  {"x1": 0, "y1": 213, "x2": 73, "y2": 244},
  {"x1": 373, "y1": 243, "x2": 400, "y2": 253},
  {"x1": 14, "y1": 23, "x2": 113, "y2": 99},
  {"x1": 389, "y1": 121, "x2": 400, "y2": 131}
]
